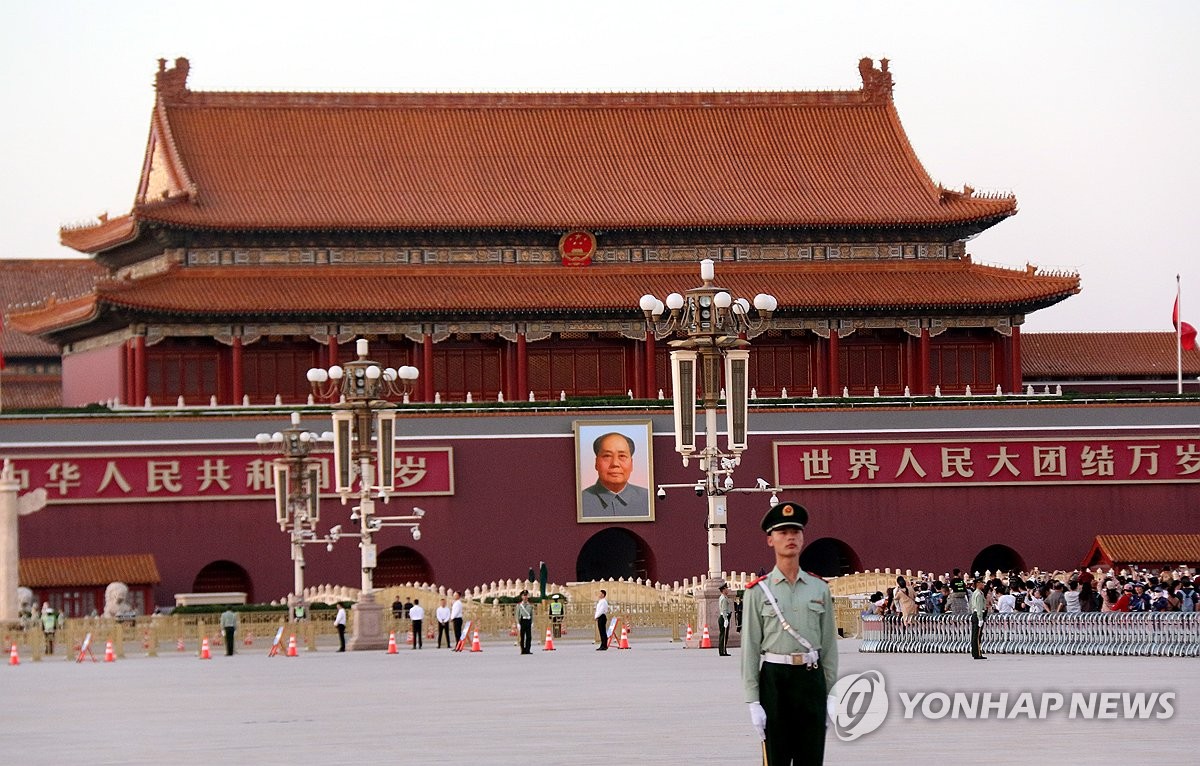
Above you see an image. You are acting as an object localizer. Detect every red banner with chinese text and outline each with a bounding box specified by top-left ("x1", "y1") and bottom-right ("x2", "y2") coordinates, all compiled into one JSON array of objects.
[
  {"x1": 775, "y1": 436, "x2": 1200, "y2": 489},
  {"x1": 6, "y1": 447, "x2": 454, "y2": 504}
]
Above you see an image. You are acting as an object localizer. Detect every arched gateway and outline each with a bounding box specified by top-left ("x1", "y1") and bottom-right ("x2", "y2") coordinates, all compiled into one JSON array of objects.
[
  {"x1": 576, "y1": 528, "x2": 656, "y2": 582},
  {"x1": 374, "y1": 547, "x2": 434, "y2": 587},
  {"x1": 799, "y1": 537, "x2": 863, "y2": 578},
  {"x1": 192, "y1": 560, "x2": 253, "y2": 602}
]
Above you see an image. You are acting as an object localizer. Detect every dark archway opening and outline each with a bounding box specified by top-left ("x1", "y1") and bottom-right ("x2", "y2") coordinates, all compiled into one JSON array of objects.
[
  {"x1": 576, "y1": 528, "x2": 656, "y2": 582},
  {"x1": 374, "y1": 546, "x2": 434, "y2": 587},
  {"x1": 799, "y1": 537, "x2": 863, "y2": 578},
  {"x1": 192, "y1": 560, "x2": 253, "y2": 602},
  {"x1": 971, "y1": 544, "x2": 1026, "y2": 578}
]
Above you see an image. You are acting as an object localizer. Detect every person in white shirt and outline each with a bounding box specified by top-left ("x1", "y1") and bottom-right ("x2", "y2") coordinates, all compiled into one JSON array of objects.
[
  {"x1": 1063, "y1": 580, "x2": 1082, "y2": 613},
  {"x1": 450, "y1": 594, "x2": 465, "y2": 646},
  {"x1": 408, "y1": 599, "x2": 425, "y2": 649},
  {"x1": 595, "y1": 589, "x2": 610, "y2": 650},
  {"x1": 1025, "y1": 587, "x2": 1046, "y2": 613},
  {"x1": 334, "y1": 604, "x2": 347, "y2": 652},
  {"x1": 995, "y1": 587, "x2": 1017, "y2": 613},
  {"x1": 435, "y1": 598, "x2": 452, "y2": 649}
]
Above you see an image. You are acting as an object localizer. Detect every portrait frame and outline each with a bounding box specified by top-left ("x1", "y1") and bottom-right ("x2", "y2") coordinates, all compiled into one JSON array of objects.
[{"x1": 574, "y1": 419, "x2": 655, "y2": 523}]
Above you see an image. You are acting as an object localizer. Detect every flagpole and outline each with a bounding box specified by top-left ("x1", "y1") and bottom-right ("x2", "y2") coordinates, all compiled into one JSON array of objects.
[{"x1": 1178, "y1": 275, "x2": 1183, "y2": 395}]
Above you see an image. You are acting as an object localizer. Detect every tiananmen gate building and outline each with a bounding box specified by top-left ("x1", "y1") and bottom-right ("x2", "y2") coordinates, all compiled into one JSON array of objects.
[{"x1": 2, "y1": 58, "x2": 1197, "y2": 613}]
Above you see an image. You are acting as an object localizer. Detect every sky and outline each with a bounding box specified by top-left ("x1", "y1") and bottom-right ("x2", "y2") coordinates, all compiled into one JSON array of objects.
[{"x1": 2, "y1": 1, "x2": 1197, "y2": 333}]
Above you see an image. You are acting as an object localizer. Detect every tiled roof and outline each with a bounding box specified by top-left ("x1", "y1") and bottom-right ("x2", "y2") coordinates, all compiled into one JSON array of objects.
[
  {"x1": 1085, "y1": 535, "x2": 1200, "y2": 567},
  {"x1": 0, "y1": 375, "x2": 61, "y2": 409},
  {"x1": 1022, "y1": 332, "x2": 1200, "y2": 377},
  {"x1": 58, "y1": 215, "x2": 137, "y2": 254},
  {"x1": 60, "y1": 58, "x2": 1016, "y2": 251},
  {"x1": 19, "y1": 554, "x2": 161, "y2": 587},
  {"x1": 7, "y1": 260, "x2": 1078, "y2": 334},
  {"x1": 1, "y1": 259, "x2": 106, "y2": 357}
]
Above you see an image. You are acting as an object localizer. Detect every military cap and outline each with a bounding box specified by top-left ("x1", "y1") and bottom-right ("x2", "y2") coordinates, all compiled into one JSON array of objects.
[{"x1": 761, "y1": 501, "x2": 808, "y2": 533}]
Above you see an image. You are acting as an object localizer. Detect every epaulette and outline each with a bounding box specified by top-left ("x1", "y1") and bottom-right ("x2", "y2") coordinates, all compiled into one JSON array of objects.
[{"x1": 746, "y1": 575, "x2": 768, "y2": 588}]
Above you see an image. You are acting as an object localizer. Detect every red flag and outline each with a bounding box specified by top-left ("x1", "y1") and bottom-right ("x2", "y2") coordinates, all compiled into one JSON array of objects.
[{"x1": 1173, "y1": 296, "x2": 1197, "y2": 351}]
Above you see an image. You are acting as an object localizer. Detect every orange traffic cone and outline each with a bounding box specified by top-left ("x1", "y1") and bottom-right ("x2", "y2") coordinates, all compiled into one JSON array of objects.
[
  {"x1": 8, "y1": 643, "x2": 19, "y2": 666},
  {"x1": 387, "y1": 632, "x2": 399, "y2": 654},
  {"x1": 542, "y1": 627, "x2": 555, "y2": 651},
  {"x1": 104, "y1": 640, "x2": 116, "y2": 662},
  {"x1": 700, "y1": 625, "x2": 712, "y2": 649},
  {"x1": 406, "y1": 630, "x2": 414, "y2": 645},
  {"x1": 470, "y1": 630, "x2": 483, "y2": 652},
  {"x1": 244, "y1": 633, "x2": 254, "y2": 646},
  {"x1": 618, "y1": 626, "x2": 631, "y2": 649},
  {"x1": 685, "y1": 624, "x2": 693, "y2": 645},
  {"x1": 509, "y1": 623, "x2": 518, "y2": 636},
  {"x1": 177, "y1": 637, "x2": 186, "y2": 652},
  {"x1": 287, "y1": 635, "x2": 298, "y2": 657},
  {"x1": 199, "y1": 637, "x2": 211, "y2": 660},
  {"x1": 142, "y1": 630, "x2": 151, "y2": 650}
]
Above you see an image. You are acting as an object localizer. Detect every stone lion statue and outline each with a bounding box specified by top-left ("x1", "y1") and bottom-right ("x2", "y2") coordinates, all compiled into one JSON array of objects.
[
  {"x1": 104, "y1": 581, "x2": 132, "y2": 618},
  {"x1": 17, "y1": 587, "x2": 36, "y2": 620}
]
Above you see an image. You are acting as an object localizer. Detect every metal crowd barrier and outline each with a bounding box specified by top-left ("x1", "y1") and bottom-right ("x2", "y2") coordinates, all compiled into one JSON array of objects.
[{"x1": 859, "y1": 612, "x2": 1200, "y2": 656}]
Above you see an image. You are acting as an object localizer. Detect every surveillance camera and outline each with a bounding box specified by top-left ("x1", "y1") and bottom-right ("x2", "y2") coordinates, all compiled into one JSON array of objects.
[
  {"x1": 326, "y1": 543, "x2": 334, "y2": 552},
  {"x1": 695, "y1": 484, "x2": 705, "y2": 497},
  {"x1": 769, "y1": 493, "x2": 779, "y2": 505},
  {"x1": 411, "y1": 527, "x2": 421, "y2": 541},
  {"x1": 656, "y1": 486, "x2": 666, "y2": 499},
  {"x1": 412, "y1": 507, "x2": 426, "y2": 518},
  {"x1": 756, "y1": 477, "x2": 769, "y2": 490},
  {"x1": 723, "y1": 475, "x2": 734, "y2": 490}
]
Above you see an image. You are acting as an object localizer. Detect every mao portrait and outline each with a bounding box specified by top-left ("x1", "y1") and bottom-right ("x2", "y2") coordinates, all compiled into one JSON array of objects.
[{"x1": 575, "y1": 420, "x2": 655, "y2": 522}]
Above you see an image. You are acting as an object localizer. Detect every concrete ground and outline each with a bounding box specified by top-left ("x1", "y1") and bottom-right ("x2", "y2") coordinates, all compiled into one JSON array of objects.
[{"x1": 0, "y1": 631, "x2": 1193, "y2": 765}]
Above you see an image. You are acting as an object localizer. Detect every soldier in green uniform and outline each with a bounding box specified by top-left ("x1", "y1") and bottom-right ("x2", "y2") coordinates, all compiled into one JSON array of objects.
[
  {"x1": 741, "y1": 502, "x2": 838, "y2": 765},
  {"x1": 969, "y1": 578, "x2": 988, "y2": 660}
]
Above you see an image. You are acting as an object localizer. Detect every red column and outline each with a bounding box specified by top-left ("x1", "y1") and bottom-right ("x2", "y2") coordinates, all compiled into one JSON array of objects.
[
  {"x1": 231, "y1": 335, "x2": 244, "y2": 405},
  {"x1": 133, "y1": 334, "x2": 147, "y2": 406},
  {"x1": 644, "y1": 332, "x2": 657, "y2": 399},
  {"x1": 123, "y1": 339, "x2": 134, "y2": 405},
  {"x1": 516, "y1": 333, "x2": 528, "y2": 400},
  {"x1": 813, "y1": 336, "x2": 826, "y2": 396},
  {"x1": 327, "y1": 335, "x2": 338, "y2": 368},
  {"x1": 1009, "y1": 325, "x2": 1022, "y2": 394},
  {"x1": 422, "y1": 333, "x2": 434, "y2": 402},
  {"x1": 827, "y1": 329, "x2": 840, "y2": 396},
  {"x1": 918, "y1": 328, "x2": 931, "y2": 395}
]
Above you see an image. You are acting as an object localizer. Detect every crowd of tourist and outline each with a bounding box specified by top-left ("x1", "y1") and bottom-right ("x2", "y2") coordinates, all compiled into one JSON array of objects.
[{"x1": 866, "y1": 567, "x2": 1198, "y2": 617}]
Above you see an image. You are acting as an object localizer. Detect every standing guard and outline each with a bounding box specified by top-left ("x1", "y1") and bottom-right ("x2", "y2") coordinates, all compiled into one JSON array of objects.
[{"x1": 741, "y1": 502, "x2": 839, "y2": 765}]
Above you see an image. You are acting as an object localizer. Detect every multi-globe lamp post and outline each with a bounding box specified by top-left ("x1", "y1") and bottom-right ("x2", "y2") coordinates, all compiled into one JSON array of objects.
[
  {"x1": 305, "y1": 338, "x2": 425, "y2": 650},
  {"x1": 639, "y1": 258, "x2": 780, "y2": 643},
  {"x1": 255, "y1": 412, "x2": 332, "y2": 614}
]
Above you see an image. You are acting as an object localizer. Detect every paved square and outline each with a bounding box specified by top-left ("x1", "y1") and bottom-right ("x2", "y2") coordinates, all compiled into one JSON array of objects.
[{"x1": 0, "y1": 634, "x2": 1191, "y2": 764}]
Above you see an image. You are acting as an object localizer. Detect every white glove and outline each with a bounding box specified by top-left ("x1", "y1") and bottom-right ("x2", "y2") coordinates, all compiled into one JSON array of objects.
[
  {"x1": 748, "y1": 701, "x2": 767, "y2": 740},
  {"x1": 826, "y1": 694, "x2": 838, "y2": 723}
]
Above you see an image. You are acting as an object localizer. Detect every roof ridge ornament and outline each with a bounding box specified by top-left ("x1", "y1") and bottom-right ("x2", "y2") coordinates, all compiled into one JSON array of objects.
[
  {"x1": 155, "y1": 57, "x2": 191, "y2": 100},
  {"x1": 858, "y1": 57, "x2": 894, "y2": 102}
]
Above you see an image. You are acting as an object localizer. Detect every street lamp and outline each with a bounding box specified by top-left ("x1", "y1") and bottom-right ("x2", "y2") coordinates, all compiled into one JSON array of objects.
[
  {"x1": 306, "y1": 338, "x2": 422, "y2": 650},
  {"x1": 255, "y1": 413, "x2": 331, "y2": 617},
  {"x1": 639, "y1": 258, "x2": 779, "y2": 642}
]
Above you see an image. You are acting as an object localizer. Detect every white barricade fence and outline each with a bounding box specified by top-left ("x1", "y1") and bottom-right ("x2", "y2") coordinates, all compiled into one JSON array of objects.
[{"x1": 859, "y1": 612, "x2": 1200, "y2": 656}]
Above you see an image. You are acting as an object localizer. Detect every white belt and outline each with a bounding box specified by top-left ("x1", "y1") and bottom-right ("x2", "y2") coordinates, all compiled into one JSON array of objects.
[{"x1": 762, "y1": 651, "x2": 819, "y2": 668}]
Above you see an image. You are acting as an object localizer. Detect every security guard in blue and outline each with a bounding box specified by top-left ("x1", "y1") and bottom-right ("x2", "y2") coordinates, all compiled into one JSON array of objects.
[{"x1": 742, "y1": 502, "x2": 838, "y2": 765}]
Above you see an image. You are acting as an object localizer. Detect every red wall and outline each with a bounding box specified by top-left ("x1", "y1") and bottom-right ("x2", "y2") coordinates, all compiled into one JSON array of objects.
[
  {"x1": 62, "y1": 344, "x2": 124, "y2": 407},
  {"x1": 15, "y1": 427, "x2": 1199, "y2": 608}
]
